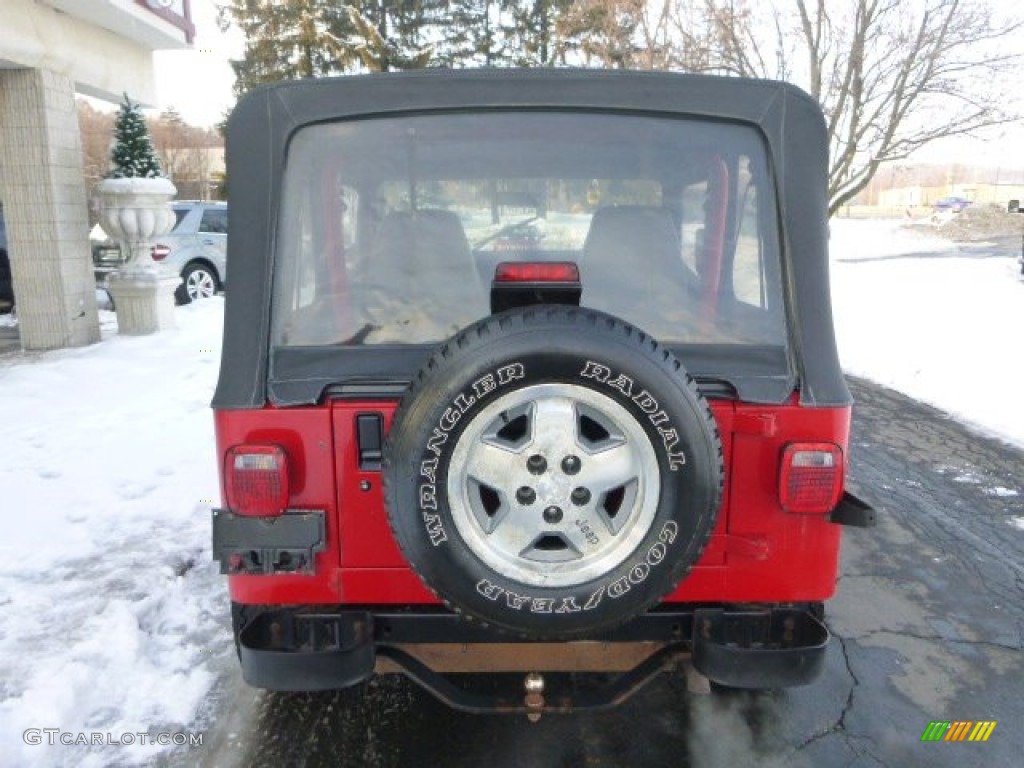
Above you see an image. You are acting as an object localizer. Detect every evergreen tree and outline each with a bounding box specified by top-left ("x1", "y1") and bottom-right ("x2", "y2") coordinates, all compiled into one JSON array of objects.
[
  {"x1": 219, "y1": 0, "x2": 583, "y2": 94},
  {"x1": 218, "y1": 0, "x2": 359, "y2": 96},
  {"x1": 108, "y1": 95, "x2": 163, "y2": 179},
  {"x1": 505, "y1": 0, "x2": 575, "y2": 66},
  {"x1": 220, "y1": 0, "x2": 459, "y2": 90},
  {"x1": 438, "y1": 0, "x2": 519, "y2": 67},
  {"x1": 346, "y1": 2, "x2": 436, "y2": 72}
]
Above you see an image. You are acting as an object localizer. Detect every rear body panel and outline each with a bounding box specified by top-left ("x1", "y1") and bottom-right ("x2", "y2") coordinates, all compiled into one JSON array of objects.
[{"x1": 218, "y1": 398, "x2": 848, "y2": 607}]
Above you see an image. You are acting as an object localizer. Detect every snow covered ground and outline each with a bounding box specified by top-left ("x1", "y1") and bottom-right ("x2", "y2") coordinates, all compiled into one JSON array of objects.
[
  {"x1": 829, "y1": 219, "x2": 1024, "y2": 448},
  {"x1": 0, "y1": 301, "x2": 232, "y2": 767},
  {"x1": 0, "y1": 219, "x2": 1021, "y2": 766}
]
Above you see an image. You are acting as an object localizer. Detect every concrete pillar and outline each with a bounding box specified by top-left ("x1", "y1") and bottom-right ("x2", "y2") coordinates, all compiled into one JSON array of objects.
[{"x1": 0, "y1": 68, "x2": 99, "y2": 350}]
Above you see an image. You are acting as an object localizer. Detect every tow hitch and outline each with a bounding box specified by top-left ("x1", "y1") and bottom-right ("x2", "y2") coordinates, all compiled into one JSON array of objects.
[{"x1": 524, "y1": 673, "x2": 545, "y2": 722}]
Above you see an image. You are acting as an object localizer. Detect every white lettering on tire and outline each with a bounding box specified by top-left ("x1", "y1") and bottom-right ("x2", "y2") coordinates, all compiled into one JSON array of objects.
[
  {"x1": 581, "y1": 361, "x2": 686, "y2": 470},
  {"x1": 419, "y1": 362, "x2": 528, "y2": 546},
  {"x1": 472, "y1": 521, "x2": 680, "y2": 613}
]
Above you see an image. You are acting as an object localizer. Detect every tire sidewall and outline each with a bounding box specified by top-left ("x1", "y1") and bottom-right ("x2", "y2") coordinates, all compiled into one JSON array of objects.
[
  {"x1": 177, "y1": 263, "x2": 216, "y2": 304},
  {"x1": 385, "y1": 314, "x2": 721, "y2": 637}
]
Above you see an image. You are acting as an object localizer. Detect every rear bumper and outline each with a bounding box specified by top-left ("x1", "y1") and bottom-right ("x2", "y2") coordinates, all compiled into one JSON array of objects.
[{"x1": 235, "y1": 604, "x2": 829, "y2": 708}]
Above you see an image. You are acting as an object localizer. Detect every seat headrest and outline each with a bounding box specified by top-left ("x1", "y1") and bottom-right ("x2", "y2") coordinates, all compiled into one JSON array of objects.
[{"x1": 583, "y1": 206, "x2": 681, "y2": 260}]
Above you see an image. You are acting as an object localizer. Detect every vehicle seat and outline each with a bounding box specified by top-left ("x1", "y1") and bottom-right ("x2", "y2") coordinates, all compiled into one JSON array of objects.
[
  {"x1": 581, "y1": 206, "x2": 700, "y2": 336},
  {"x1": 360, "y1": 209, "x2": 486, "y2": 342}
]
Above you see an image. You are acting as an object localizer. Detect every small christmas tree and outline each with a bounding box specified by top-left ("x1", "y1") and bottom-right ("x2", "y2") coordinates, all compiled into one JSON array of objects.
[{"x1": 108, "y1": 95, "x2": 164, "y2": 179}]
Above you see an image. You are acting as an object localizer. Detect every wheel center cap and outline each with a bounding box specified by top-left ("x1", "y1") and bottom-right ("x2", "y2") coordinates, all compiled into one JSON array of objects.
[{"x1": 535, "y1": 472, "x2": 571, "y2": 505}]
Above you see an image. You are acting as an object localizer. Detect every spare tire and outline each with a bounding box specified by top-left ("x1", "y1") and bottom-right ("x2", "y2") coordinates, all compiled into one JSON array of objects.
[{"x1": 383, "y1": 307, "x2": 723, "y2": 637}]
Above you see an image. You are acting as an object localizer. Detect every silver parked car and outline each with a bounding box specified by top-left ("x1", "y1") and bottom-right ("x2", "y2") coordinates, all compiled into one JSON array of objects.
[
  {"x1": 94, "y1": 200, "x2": 229, "y2": 304},
  {"x1": 155, "y1": 201, "x2": 228, "y2": 304}
]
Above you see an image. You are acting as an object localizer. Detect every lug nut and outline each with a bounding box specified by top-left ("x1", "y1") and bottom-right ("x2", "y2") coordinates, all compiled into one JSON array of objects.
[
  {"x1": 571, "y1": 487, "x2": 591, "y2": 506},
  {"x1": 527, "y1": 454, "x2": 547, "y2": 475},
  {"x1": 561, "y1": 455, "x2": 581, "y2": 475},
  {"x1": 543, "y1": 506, "x2": 563, "y2": 524},
  {"x1": 516, "y1": 486, "x2": 537, "y2": 505}
]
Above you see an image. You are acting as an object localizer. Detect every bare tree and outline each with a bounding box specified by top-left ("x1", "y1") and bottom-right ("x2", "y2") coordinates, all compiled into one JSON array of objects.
[
  {"x1": 557, "y1": 0, "x2": 738, "y2": 72},
  {"x1": 77, "y1": 101, "x2": 115, "y2": 193},
  {"x1": 558, "y1": 0, "x2": 1021, "y2": 213},
  {"x1": 150, "y1": 110, "x2": 224, "y2": 200},
  {"x1": 700, "y1": 0, "x2": 1023, "y2": 213}
]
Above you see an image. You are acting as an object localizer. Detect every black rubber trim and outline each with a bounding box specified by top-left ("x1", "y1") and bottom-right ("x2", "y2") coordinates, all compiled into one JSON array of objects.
[
  {"x1": 212, "y1": 509, "x2": 325, "y2": 574},
  {"x1": 829, "y1": 491, "x2": 877, "y2": 528},
  {"x1": 692, "y1": 607, "x2": 829, "y2": 688},
  {"x1": 326, "y1": 377, "x2": 741, "y2": 402},
  {"x1": 267, "y1": 342, "x2": 794, "y2": 406}
]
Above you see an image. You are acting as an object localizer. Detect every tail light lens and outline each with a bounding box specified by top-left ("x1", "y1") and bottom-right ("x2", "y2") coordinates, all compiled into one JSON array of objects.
[
  {"x1": 494, "y1": 261, "x2": 580, "y2": 283},
  {"x1": 151, "y1": 244, "x2": 171, "y2": 261},
  {"x1": 779, "y1": 443, "x2": 843, "y2": 514},
  {"x1": 225, "y1": 444, "x2": 289, "y2": 517}
]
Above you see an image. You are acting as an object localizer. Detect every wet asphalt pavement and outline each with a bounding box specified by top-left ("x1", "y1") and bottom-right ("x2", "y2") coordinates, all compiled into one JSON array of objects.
[{"x1": 187, "y1": 377, "x2": 1023, "y2": 768}]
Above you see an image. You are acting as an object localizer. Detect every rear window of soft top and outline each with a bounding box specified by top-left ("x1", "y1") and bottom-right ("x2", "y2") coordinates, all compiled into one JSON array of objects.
[{"x1": 272, "y1": 111, "x2": 785, "y2": 349}]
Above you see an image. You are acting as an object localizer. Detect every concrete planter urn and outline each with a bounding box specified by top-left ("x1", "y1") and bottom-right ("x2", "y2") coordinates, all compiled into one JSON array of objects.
[{"x1": 95, "y1": 176, "x2": 180, "y2": 334}]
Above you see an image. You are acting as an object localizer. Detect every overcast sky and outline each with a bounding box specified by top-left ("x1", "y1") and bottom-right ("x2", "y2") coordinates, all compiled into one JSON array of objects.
[{"x1": 152, "y1": 0, "x2": 239, "y2": 127}]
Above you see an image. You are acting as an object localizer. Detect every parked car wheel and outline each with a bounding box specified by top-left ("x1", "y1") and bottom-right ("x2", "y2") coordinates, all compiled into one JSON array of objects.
[
  {"x1": 0, "y1": 248, "x2": 13, "y2": 314},
  {"x1": 383, "y1": 307, "x2": 724, "y2": 638},
  {"x1": 0, "y1": 210, "x2": 14, "y2": 312},
  {"x1": 177, "y1": 262, "x2": 219, "y2": 305}
]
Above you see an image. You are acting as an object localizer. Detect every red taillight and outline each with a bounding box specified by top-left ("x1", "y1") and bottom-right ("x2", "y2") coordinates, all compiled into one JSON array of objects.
[
  {"x1": 225, "y1": 444, "x2": 289, "y2": 517},
  {"x1": 494, "y1": 262, "x2": 580, "y2": 283},
  {"x1": 151, "y1": 244, "x2": 171, "y2": 261},
  {"x1": 779, "y1": 443, "x2": 843, "y2": 514}
]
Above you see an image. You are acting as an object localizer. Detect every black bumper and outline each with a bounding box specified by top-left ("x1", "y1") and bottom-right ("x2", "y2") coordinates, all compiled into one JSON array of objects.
[
  {"x1": 239, "y1": 609, "x2": 375, "y2": 693},
  {"x1": 234, "y1": 605, "x2": 830, "y2": 708},
  {"x1": 691, "y1": 607, "x2": 828, "y2": 688}
]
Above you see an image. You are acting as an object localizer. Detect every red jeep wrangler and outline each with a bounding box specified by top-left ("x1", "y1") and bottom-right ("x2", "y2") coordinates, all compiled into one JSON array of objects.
[{"x1": 213, "y1": 70, "x2": 874, "y2": 713}]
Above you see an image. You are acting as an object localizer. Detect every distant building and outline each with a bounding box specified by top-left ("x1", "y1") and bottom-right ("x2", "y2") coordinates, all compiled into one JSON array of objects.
[
  {"x1": 158, "y1": 145, "x2": 225, "y2": 202},
  {"x1": 866, "y1": 165, "x2": 1024, "y2": 209},
  {"x1": 0, "y1": 0, "x2": 193, "y2": 350}
]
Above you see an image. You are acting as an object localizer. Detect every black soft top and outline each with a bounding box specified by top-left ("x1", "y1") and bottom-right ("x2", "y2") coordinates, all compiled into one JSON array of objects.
[{"x1": 214, "y1": 69, "x2": 849, "y2": 409}]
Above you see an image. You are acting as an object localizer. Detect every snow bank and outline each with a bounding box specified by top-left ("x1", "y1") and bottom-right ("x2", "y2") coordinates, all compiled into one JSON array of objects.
[
  {"x1": 0, "y1": 300, "x2": 230, "y2": 767},
  {"x1": 830, "y1": 219, "x2": 1024, "y2": 447}
]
